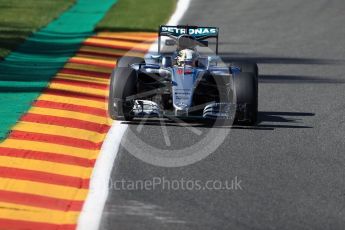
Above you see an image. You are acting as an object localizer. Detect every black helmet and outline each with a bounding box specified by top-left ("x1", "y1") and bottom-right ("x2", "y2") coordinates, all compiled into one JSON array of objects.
[{"x1": 177, "y1": 34, "x2": 196, "y2": 50}]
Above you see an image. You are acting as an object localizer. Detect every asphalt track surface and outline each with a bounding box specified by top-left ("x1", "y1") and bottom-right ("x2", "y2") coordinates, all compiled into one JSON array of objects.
[{"x1": 100, "y1": 1, "x2": 345, "y2": 229}]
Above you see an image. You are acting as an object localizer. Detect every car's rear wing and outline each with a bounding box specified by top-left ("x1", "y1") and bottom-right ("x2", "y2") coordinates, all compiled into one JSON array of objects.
[{"x1": 158, "y1": 25, "x2": 219, "y2": 54}]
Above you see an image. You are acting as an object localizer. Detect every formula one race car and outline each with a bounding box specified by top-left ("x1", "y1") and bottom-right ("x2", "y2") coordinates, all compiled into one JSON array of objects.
[{"x1": 108, "y1": 25, "x2": 258, "y2": 125}]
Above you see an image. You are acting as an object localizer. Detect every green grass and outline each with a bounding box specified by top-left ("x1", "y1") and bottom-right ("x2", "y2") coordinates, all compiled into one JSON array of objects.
[
  {"x1": 0, "y1": 0, "x2": 117, "y2": 141},
  {"x1": 0, "y1": 0, "x2": 176, "y2": 58},
  {"x1": 0, "y1": 0, "x2": 75, "y2": 59},
  {"x1": 96, "y1": 0, "x2": 176, "y2": 32}
]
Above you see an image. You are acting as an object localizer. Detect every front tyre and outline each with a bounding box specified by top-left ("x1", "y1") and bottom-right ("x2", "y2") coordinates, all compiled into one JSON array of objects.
[
  {"x1": 232, "y1": 72, "x2": 258, "y2": 125},
  {"x1": 108, "y1": 67, "x2": 137, "y2": 121}
]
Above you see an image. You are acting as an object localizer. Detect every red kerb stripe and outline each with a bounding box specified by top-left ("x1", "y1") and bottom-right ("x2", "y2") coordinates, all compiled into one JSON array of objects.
[
  {"x1": 60, "y1": 68, "x2": 109, "y2": 79},
  {"x1": 77, "y1": 50, "x2": 122, "y2": 59},
  {"x1": 33, "y1": 100, "x2": 107, "y2": 117},
  {"x1": 0, "y1": 190, "x2": 83, "y2": 211},
  {"x1": 0, "y1": 167, "x2": 90, "y2": 189},
  {"x1": 83, "y1": 41, "x2": 148, "y2": 52},
  {"x1": 21, "y1": 113, "x2": 110, "y2": 133},
  {"x1": 90, "y1": 35, "x2": 155, "y2": 43},
  {"x1": 52, "y1": 78, "x2": 108, "y2": 90},
  {"x1": 0, "y1": 219, "x2": 76, "y2": 230},
  {"x1": 43, "y1": 88, "x2": 106, "y2": 102},
  {"x1": 69, "y1": 58, "x2": 115, "y2": 68},
  {"x1": 0, "y1": 147, "x2": 95, "y2": 167},
  {"x1": 9, "y1": 131, "x2": 102, "y2": 150}
]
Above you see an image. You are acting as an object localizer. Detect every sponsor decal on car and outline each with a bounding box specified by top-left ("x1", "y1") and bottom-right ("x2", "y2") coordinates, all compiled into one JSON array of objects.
[
  {"x1": 177, "y1": 68, "x2": 184, "y2": 74},
  {"x1": 161, "y1": 26, "x2": 218, "y2": 37},
  {"x1": 177, "y1": 67, "x2": 193, "y2": 75}
]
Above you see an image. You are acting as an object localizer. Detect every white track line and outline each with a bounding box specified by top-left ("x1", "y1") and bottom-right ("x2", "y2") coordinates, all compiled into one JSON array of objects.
[
  {"x1": 76, "y1": 1, "x2": 191, "y2": 230},
  {"x1": 76, "y1": 122, "x2": 127, "y2": 230},
  {"x1": 168, "y1": 0, "x2": 192, "y2": 25},
  {"x1": 149, "y1": 0, "x2": 192, "y2": 54}
]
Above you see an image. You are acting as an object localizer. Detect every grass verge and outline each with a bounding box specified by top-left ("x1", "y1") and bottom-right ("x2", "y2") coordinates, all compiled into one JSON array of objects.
[
  {"x1": 0, "y1": 0, "x2": 75, "y2": 59},
  {"x1": 96, "y1": 0, "x2": 176, "y2": 32}
]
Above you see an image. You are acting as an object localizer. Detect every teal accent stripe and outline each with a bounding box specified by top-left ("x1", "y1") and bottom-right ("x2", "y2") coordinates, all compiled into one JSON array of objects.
[{"x1": 0, "y1": 0, "x2": 118, "y2": 140}]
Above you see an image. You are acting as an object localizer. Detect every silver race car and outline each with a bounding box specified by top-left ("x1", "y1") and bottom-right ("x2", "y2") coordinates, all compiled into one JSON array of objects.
[{"x1": 108, "y1": 25, "x2": 258, "y2": 125}]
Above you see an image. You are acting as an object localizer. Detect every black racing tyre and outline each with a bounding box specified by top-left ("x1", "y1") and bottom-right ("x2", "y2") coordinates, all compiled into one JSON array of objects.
[
  {"x1": 162, "y1": 94, "x2": 173, "y2": 110},
  {"x1": 231, "y1": 62, "x2": 259, "y2": 124},
  {"x1": 108, "y1": 67, "x2": 137, "y2": 121},
  {"x1": 108, "y1": 70, "x2": 118, "y2": 120},
  {"x1": 108, "y1": 56, "x2": 146, "y2": 120},
  {"x1": 232, "y1": 72, "x2": 258, "y2": 125}
]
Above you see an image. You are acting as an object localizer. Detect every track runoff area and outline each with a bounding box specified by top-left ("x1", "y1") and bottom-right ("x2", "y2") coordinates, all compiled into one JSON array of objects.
[{"x1": 0, "y1": 32, "x2": 156, "y2": 229}]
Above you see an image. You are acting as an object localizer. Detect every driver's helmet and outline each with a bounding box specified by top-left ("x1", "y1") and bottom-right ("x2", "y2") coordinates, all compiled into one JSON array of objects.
[
  {"x1": 177, "y1": 34, "x2": 197, "y2": 50},
  {"x1": 176, "y1": 48, "x2": 199, "y2": 67}
]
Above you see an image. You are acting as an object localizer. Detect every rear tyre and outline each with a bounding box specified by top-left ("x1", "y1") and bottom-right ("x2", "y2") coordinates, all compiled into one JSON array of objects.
[{"x1": 232, "y1": 72, "x2": 258, "y2": 125}]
